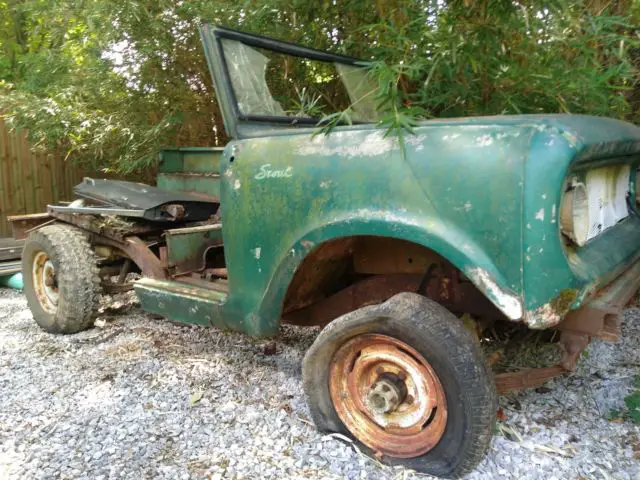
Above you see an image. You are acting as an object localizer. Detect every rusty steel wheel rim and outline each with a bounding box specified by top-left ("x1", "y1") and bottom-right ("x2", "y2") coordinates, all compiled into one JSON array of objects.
[
  {"x1": 329, "y1": 333, "x2": 447, "y2": 458},
  {"x1": 32, "y1": 251, "x2": 58, "y2": 314}
]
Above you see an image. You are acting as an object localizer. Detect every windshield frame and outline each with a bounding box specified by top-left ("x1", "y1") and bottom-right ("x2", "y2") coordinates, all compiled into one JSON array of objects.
[{"x1": 210, "y1": 26, "x2": 373, "y2": 126}]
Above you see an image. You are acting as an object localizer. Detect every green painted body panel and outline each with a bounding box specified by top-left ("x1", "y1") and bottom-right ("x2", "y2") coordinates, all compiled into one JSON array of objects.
[
  {"x1": 158, "y1": 147, "x2": 224, "y2": 173},
  {"x1": 166, "y1": 224, "x2": 224, "y2": 274},
  {"x1": 156, "y1": 173, "x2": 221, "y2": 199},
  {"x1": 138, "y1": 28, "x2": 640, "y2": 337},
  {"x1": 157, "y1": 147, "x2": 223, "y2": 199},
  {"x1": 211, "y1": 116, "x2": 640, "y2": 336},
  {"x1": 135, "y1": 278, "x2": 227, "y2": 328}
]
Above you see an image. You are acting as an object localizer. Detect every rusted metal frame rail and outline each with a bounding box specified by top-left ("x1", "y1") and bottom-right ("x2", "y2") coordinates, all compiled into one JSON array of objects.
[
  {"x1": 496, "y1": 259, "x2": 640, "y2": 395},
  {"x1": 45, "y1": 210, "x2": 169, "y2": 280}
]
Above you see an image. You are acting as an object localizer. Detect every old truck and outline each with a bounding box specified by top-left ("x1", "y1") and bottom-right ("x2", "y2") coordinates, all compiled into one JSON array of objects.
[{"x1": 9, "y1": 25, "x2": 640, "y2": 478}]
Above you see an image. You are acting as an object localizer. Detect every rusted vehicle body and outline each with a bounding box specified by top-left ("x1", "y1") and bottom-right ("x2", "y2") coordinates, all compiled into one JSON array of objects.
[{"x1": 10, "y1": 25, "x2": 640, "y2": 478}]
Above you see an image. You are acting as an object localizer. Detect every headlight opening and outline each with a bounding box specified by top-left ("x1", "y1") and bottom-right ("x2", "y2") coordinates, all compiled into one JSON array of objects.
[{"x1": 560, "y1": 165, "x2": 631, "y2": 246}]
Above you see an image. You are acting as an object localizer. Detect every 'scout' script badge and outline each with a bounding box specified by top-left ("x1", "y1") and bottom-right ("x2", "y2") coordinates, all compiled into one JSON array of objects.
[{"x1": 254, "y1": 164, "x2": 293, "y2": 180}]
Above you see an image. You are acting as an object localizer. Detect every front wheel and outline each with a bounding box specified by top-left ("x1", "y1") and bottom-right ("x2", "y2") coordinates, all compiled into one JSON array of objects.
[
  {"x1": 22, "y1": 224, "x2": 101, "y2": 334},
  {"x1": 303, "y1": 292, "x2": 496, "y2": 479}
]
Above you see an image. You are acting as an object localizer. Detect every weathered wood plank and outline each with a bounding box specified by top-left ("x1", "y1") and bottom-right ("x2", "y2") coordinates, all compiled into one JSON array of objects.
[
  {"x1": 0, "y1": 118, "x2": 106, "y2": 235},
  {"x1": 20, "y1": 129, "x2": 35, "y2": 214}
]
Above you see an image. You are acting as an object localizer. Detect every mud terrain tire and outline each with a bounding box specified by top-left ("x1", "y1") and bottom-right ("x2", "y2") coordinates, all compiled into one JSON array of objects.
[{"x1": 22, "y1": 224, "x2": 101, "y2": 334}]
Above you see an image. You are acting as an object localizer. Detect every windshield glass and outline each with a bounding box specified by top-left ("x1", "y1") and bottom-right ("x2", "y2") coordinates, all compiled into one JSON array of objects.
[{"x1": 220, "y1": 38, "x2": 380, "y2": 123}]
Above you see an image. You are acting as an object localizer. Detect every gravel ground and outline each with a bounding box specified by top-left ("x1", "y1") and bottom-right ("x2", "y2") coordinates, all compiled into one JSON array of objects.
[{"x1": 0, "y1": 287, "x2": 639, "y2": 480}]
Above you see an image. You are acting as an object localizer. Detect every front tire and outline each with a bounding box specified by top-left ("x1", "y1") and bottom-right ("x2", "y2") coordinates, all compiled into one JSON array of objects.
[
  {"x1": 303, "y1": 292, "x2": 496, "y2": 479},
  {"x1": 22, "y1": 224, "x2": 101, "y2": 334}
]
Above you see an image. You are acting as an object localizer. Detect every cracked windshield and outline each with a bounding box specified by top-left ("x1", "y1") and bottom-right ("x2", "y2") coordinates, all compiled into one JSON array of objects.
[{"x1": 220, "y1": 38, "x2": 379, "y2": 123}]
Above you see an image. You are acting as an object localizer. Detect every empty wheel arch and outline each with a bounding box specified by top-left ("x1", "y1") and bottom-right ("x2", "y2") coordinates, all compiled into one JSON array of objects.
[{"x1": 280, "y1": 235, "x2": 505, "y2": 328}]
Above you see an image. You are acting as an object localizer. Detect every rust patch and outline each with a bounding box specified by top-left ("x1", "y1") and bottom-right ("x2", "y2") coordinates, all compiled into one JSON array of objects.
[
  {"x1": 283, "y1": 236, "x2": 503, "y2": 327},
  {"x1": 283, "y1": 274, "x2": 422, "y2": 327},
  {"x1": 94, "y1": 236, "x2": 167, "y2": 280},
  {"x1": 329, "y1": 334, "x2": 447, "y2": 458},
  {"x1": 160, "y1": 203, "x2": 185, "y2": 221},
  {"x1": 495, "y1": 366, "x2": 566, "y2": 395},
  {"x1": 524, "y1": 289, "x2": 579, "y2": 329},
  {"x1": 352, "y1": 237, "x2": 445, "y2": 275},
  {"x1": 48, "y1": 210, "x2": 163, "y2": 241},
  {"x1": 282, "y1": 237, "x2": 355, "y2": 314},
  {"x1": 283, "y1": 270, "x2": 502, "y2": 328},
  {"x1": 7, "y1": 213, "x2": 52, "y2": 240}
]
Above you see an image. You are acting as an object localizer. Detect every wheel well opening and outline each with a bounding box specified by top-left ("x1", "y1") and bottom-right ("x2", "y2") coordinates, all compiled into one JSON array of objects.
[{"x1": 281, "y1": 235, "x2": 504, "y2": 328}]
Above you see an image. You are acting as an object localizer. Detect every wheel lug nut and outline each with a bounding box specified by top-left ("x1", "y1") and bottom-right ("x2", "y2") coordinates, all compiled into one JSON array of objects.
[
  {"x1": 397, "y1": 371, "x2": 407, "y2": 381},
  {"x1": 405, "y1": 395, "x2": 414, "y2": 405},
  {"x1": 375, "y1": 367, "x2": 385, "y2": 375}
]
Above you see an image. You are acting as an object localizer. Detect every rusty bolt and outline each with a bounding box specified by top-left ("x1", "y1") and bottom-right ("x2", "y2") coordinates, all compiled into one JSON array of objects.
[{"x1": 366, "y1": 379, "x2": 403, "y2": 414}]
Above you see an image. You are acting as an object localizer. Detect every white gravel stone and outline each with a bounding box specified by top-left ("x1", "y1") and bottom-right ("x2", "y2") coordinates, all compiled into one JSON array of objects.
[{"x1": 0, "y1": 287, "x2": 639, "y2": 479}]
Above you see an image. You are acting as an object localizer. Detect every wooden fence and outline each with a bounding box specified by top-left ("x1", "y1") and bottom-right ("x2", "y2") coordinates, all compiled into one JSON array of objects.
[{"x1": 0, "y1": 117, "x2": 87, "y2": 237}]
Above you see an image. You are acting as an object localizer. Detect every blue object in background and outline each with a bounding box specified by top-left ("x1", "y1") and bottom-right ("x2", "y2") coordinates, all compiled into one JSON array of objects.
[{"x1": 0, "y1": 272, "x2": 23, "y2": 290}]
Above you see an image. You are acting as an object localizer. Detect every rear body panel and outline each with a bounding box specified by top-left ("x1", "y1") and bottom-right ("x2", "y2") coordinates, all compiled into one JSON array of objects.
[{"x1": 157, "y1": 147, "x2": 224, "y2": 200}]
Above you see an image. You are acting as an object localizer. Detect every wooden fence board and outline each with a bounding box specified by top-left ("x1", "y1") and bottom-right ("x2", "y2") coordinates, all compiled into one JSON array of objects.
[
  {"x1": 0, "y1": 119, "x2": 89, "y2": 236},
  {"x1": 20, "y1": 130, "x2": 35, "y2": 215},
  {"x1": 0, "y1": 119, "x2": 9, "y2": 237}
]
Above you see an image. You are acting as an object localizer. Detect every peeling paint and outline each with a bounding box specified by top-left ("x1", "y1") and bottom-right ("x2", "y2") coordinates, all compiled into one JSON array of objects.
[
  {"x1": 405, "y1": 134, "x2": 429, "y2": 150},
  {"x1": 525, "y1": 289, "x2": 578, "y2": 329},
  {"x1": 301, "y1": 239, "x2": 315, "y2": 250},
  {"x1": 465, "y1": 268, "x2": 523, "y2": 320},
  {"x1": 296, "y1": 131, "x2": 395, "y2": 158},
  {"x1": 551, "y1": 204, "x2": 557, "y2": 224},
  {"x1": 252, "y1": 247, "x2": 261, "y2": 259},
  {"x1": 441, "y1": 133, "x2": 461, "y2": 141},
  {"x1": 561, "y1": 130, "x2": 579, "y2": 148},
  {"x1": 234, "y1": 179, "x2": 241, "y2": 190},
  {"x1": 320, "y1": 181, "x2": 332, "y2": 189},
  {"x1": 526, "y1": 303, "x2": 561, "y2": 329},
  {"x1": 535, "y1": 208, "x2": 545, "y2": 221},
  {"x1": 475, "y1": 135, "x2": 494, "y2": 147},
  {"x1": 351, "y1": 208, "x2": 421, "y2": 228}
]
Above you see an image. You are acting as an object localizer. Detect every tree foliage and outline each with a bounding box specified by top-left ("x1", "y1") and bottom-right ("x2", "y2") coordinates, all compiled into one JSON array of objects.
[{"x1": 0, "y1": 0, "x2": 639, "y2": 173}]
